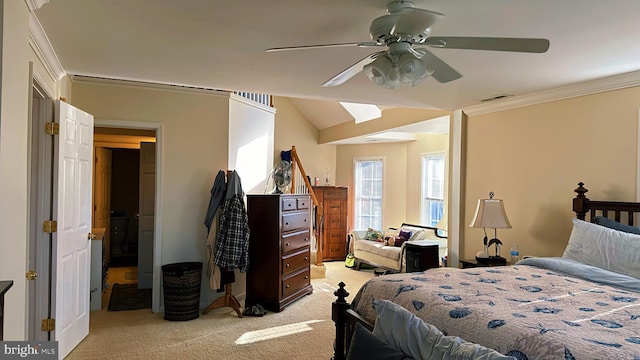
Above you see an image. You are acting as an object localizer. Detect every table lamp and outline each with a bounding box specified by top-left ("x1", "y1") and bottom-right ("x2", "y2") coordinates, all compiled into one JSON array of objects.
[{"x1": 470, "y1": 191, "x2": 511, "y2": 263}]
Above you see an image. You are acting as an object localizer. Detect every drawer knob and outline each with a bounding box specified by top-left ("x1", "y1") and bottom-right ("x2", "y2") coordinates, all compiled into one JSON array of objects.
[
  {"x1": 304, "y1": 238, "x2": 309, "y2": 241},
  {"x1": 286, "y1": 263, "x2": 290, "y2": 267},
  {"x1": 304, "y1": 256, "x2": 308, "y2": 260},
  {"x1": 285, "y1": 242, "x2": 290, "y2": 246},
  {"x1": 286, "y1": 284, "x2": 290, "y2": 288},
  {"x1": 305, "y1": 276, "x2": 309, "y2": 279},
  {"x1": 285, "y1": 222, "x2": 289, "y2": 225},
  {"x1": 304, "y1": 219, "x2": 307, "y2": 222}
]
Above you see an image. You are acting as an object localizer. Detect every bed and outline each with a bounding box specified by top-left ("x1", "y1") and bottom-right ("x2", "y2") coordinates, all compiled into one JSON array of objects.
[{"x1": 332, "y1": 182, "x2": 640, "y2": 360}]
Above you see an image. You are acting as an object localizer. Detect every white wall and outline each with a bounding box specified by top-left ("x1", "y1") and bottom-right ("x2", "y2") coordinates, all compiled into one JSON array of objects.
[{"x1": 228, "y1": 94, "x2": 275, "y2": 194}]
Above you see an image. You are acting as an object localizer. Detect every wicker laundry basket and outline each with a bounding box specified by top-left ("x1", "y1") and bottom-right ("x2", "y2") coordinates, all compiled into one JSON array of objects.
[{"x1": 161, "y1": 262, "x2": 202, "y2": 321}]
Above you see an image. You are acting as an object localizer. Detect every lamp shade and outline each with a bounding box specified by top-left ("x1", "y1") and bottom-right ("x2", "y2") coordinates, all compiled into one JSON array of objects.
[
  {"x1": 363, "y1": 54, "x2": 399, "y2": 89},
  {"x1": 470, "y1": 198, "x2": 511, "y2": 229}
]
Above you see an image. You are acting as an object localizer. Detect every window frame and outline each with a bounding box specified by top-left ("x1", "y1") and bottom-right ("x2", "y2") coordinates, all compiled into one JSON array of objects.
[
  {"x1": 353, "y1": 156, "x2": 385, "y2": 231},
  {"x1": 420, "y1": 152, "x2": 446, "y2": 228}
]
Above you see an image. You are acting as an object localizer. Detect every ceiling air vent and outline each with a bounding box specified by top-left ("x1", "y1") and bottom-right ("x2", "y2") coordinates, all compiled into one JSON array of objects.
[{"x1": 480, "y1": 94, "x2": 512, "y2": 102}]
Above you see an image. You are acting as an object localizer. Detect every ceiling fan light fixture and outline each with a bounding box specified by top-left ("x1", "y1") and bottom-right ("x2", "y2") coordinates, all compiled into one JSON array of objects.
[
  {"x1": 364, "y1": 54, "x2": 400, "y2": 89},
  {"x1": 398, "y1": 51, "x2": 432, "y2": 84}
]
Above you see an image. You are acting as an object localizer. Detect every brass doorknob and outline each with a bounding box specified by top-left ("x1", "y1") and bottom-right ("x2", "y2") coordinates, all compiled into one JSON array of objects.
[
  {"x1": 26, "y1": 271, "x2": 38, "y2": 280},
  {"x1": 88, "y1": 232, "x2": 96, "y2": 240}
]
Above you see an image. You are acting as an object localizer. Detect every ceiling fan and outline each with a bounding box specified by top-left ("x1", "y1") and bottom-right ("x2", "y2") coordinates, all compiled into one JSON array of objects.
[{"x1": 266, "y1": 1, "x2": 550, "y2": 89}]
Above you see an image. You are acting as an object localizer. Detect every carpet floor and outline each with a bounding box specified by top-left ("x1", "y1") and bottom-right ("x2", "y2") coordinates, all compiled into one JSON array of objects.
[
  {"x1": 108, "y1": 283, "x2": 152, "y2": 311},
  {"x1": 68, "y1": 262, "x2": 375, "y2": 360}
]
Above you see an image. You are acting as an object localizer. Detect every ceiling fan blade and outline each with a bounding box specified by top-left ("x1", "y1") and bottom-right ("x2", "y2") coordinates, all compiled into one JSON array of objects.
[
  {"x1": 426, "y1": 36, "x2": 550, "y2": 53},
  {"x1": 416, "y1": 48, "x2": 462, "y2": 83},
  {"x1": 266, "y1": 42, "x2": 380, "y2": 52},
  {"x1": 322, "y1": 51, "x2": 386, "y2": 87}
]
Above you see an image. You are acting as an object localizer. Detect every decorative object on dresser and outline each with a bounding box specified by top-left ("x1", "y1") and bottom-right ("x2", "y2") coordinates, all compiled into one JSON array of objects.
[
  {"x1": 312, "y1": 186, "x2": 349, "y2": 262},
  {"x1": 469, "y1": 191, "x2": 511, "y2": 264},
  {"x1": 246, "y1": 194, "x2": 313, "y2": 312}
]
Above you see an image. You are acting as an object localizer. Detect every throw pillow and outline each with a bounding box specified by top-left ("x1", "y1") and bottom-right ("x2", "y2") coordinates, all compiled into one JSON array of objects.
[
  {"x1": 563, "y1": 218, "x2": 640, "y2": 279},
  {"x1": 593, "y1": 216, "x2": 640, "y2": 235},
  {"x1": 366, "y1": 228, "x2": 382, "y2": 241},
  {"x1": 398, "y1": 230, "x2": 412, "y2": 241},
  {"x1": 346, "y1": 322, "x2": 410, "y2": 360},
  {"x1": 394, "y1": 237, "x2": 406, "y2": 247}
]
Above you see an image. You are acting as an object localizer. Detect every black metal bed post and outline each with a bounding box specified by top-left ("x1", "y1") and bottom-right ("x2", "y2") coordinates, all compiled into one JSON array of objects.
[{"x1": 332, "y1": 282, "x2": 350, "y2": 360}]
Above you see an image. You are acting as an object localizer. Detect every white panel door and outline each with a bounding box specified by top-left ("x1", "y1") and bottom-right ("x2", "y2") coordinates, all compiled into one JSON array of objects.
[
  {"x1": 53, "y1": 100, "x2": 93, "y2": 358},
  {"x1": 138, "y1": 142, "x2": 155, "y2": 289}
]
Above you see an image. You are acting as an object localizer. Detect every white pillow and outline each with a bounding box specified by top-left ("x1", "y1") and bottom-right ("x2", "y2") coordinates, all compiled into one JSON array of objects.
[
  {"x1": 563, "y1": 218, "x2": 640, "y2": 279},
  {"x1": 372, "y1": 300, "x2": 514, "y2": 360}
]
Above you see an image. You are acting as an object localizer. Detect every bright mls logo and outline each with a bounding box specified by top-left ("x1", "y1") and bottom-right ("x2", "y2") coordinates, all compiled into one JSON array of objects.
[{"x1": 1, "y1": 342, "x2": 57, "y2": 359}]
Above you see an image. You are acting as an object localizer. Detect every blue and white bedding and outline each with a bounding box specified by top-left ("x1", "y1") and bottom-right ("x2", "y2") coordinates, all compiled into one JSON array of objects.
[{"x1": 351, "y1": 257, "x2": 640, "y2": 359}]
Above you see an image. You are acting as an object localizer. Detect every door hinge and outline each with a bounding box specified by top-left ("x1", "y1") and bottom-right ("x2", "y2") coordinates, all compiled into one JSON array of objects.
[
  {"x1": 43, "y1": 220, "x2": 57, "y2": 233},
  {"x1": 41, "y1": 318, "x2": 55, "y2": 332},
  {"x1": 26, "y1": 271, "x2": 38, "y2": 280},
  {"x1": 45, "y1": 122, "x2": 59, "y2": 135}
]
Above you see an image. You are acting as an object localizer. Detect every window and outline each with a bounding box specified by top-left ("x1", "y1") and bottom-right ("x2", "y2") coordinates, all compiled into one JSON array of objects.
[
  {"x1": 354, "y1": 158, "x2": 383, "y2": 230},
  {"x1": 421, "y1": 154, "x2": 445, "y2": 227}
]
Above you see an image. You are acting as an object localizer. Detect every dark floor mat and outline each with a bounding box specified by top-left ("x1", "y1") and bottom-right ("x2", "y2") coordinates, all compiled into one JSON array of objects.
[{"x1": 108, "y1": 283, "x2": 151, "y2": 311}]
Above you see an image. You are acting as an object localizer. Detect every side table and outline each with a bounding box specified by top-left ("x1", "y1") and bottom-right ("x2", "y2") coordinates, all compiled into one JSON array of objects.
[
  {"x1": 405, "y1": 240, "x2": 439, "y2": 272},
  {"x1": 0, "y1": 280, "x2": 13, "y2": 340}
]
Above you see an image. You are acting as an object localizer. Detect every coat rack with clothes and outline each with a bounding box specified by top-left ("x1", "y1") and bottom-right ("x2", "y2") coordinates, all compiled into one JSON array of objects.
[{"x1": 202, "y1": 169, "x2": 250, "y2": 318}]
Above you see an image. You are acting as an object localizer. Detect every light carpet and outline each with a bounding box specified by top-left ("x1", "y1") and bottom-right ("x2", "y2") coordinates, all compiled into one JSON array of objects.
[{"x1": 67, "y1": 262, "x2": 375, "y2": 360}]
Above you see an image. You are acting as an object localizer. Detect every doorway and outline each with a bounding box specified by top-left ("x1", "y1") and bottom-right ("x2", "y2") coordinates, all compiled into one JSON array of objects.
[{"x1": 93, "y1": 127, "x2": 157, "y2": 311}]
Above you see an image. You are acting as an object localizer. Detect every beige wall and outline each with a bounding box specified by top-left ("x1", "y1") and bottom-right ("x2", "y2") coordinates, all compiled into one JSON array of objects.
[
  {"x1": 273, "y1": 97, "x2": 337, "y2": 186},
  {"x1": 0, "y1": 1, "x2": 34, "y2": 340},
  {"x1": 336, "y1": 133, "x2": 448, "y2": 230},
  {"x1": 71, "y1": 80, "x2": 232, "y2": 308},
  {"x1": 463, "y1": 86, "x2": 640, "y2": 260}
]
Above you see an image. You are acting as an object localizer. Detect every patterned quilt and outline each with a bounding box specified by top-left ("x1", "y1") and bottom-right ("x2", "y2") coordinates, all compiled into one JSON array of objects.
[{"x1": 350, "y1": 257, "x2": 640, "y2": 359}]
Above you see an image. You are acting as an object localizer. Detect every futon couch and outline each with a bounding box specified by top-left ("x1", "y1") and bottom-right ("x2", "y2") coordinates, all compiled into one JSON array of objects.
[{"x1": 349, "y1": 223, "x2": 447, "y2": 272}]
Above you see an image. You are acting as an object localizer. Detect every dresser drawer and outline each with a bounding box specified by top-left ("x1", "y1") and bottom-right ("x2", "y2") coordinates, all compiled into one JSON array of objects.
[
  {"x1": 282, "y1": 268, "x2": 310, "y2": 299},
  {"x1": 326, "y1": 242, "x2": 346, "y2": 260},
  {"x1": 296, "y1": 197, "x2": 309, "y2": 210},
  {"x1": 282, "y1": 212, "x2": 310, "y2": 232},
  {"x1": 282, "y1": 249, "x2": 310, "y2": 276},
  {"x1": 323, "y1": 188, "x2": 347, "y2": 199},
  {"x1": 282, "y1": 198, "x2": 297, "y2": 212},
  {"x1": 327, "y1": 215, "x2": 344, "y2": 229},
  {"x1": 327, "y1": 201, "x2": 344, "y2": 216},
  {"x1": 282, "y1": 230, "x2": 310, "y2": 253}
]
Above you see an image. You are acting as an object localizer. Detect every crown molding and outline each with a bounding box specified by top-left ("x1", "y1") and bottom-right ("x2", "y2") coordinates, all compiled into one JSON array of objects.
[
  {"x1": 462, "y1": 70, "x2": 640, "y2": 116},
  {"x1": 25, "y1": 0, "x2": 49, "y2": 12},
  {"x1": 71, "y1": 75, "x2": 233, "y2": 97},
  {"x1": 29, "y1": 14, "x2": 65, "y2": 81}
]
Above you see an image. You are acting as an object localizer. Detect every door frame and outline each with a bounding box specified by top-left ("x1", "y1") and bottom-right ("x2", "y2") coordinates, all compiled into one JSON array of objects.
[
  {"x1": 94, "y1": 119, "x2": 164, "y2": 312},
  {"x1": 28, "y1": 78, "x2": 54, "y2": 341}
]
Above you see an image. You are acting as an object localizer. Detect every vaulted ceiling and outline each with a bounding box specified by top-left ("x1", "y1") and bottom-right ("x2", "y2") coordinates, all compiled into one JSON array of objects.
[{"x1": 34, "y1": 1, "x2": 640, "y2": 132}]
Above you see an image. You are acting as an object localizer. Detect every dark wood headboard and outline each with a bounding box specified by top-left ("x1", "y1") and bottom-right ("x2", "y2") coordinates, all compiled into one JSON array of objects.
[{"x1": 573, "y1": 182, "x2": 640, "y2": 225}]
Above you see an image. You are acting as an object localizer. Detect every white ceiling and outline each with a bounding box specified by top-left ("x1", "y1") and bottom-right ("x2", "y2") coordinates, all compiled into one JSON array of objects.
[{"x1": 34, "y1": 0, "x2": 640, "y2": 133}]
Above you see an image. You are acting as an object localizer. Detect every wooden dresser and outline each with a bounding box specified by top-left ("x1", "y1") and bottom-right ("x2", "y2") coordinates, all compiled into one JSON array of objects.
[
  {"x1": 246, "y1": 194, "x2": 313, "y2": 312},
  {"x1": 313, "y1": 186, "x2": 349, "y2": 261}
]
